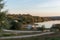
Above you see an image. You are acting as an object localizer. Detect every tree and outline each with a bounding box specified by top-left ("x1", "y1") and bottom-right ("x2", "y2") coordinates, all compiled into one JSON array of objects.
[
  {"x1": 10, "y1": 20, "x2": 22, "y2": 30},
  {"x1": 51, "y1": 24, "x2": 60, "y2": 31},
  {"x1": 40, "y1": 25, "x2": 45, "y2": 31},
  {"x1": 0, "y1": 0, "x2": 10, "y2": 30},
  {"x1": 0, "y1": 0, "x2": 4, "y2": 11}
]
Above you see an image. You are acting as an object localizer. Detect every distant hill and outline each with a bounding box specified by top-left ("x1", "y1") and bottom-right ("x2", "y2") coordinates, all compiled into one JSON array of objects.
[{"x1": 44, "y1": 16, "x2": 60, "y2": 20}]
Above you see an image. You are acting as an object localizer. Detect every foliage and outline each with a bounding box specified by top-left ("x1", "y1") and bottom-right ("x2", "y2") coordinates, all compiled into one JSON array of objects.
[
  {"x1": 7, "y1": 14, "x2": 50, "y2": 30},
  {"x1": 51, "y1": 24, "x2": 60, "y2": 32},
  {"x1": 0, "y1": 0, "x2": 11, "y2": 30},
  {"x1": 10, "y1": 20, "x2": 22, "y2": 30},
  {"x1": 40, "y1": 25, "x2": 45, "y2": 31}
]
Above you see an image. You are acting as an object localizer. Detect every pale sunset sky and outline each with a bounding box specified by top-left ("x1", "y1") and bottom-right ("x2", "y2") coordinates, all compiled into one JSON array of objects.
[{"x1": 4, "y1": 0, "x2": 60, "y2": 17}]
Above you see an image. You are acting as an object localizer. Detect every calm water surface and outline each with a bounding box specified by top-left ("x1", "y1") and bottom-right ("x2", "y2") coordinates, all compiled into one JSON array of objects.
[{"x1": 35, "y1": 20, "x2": 60, "y2": 28}]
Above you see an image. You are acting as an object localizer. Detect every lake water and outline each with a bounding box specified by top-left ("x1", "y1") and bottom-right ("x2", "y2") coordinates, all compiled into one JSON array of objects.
[{"x1": 35, "y1": 20, "x2": 60, "y2": 28}]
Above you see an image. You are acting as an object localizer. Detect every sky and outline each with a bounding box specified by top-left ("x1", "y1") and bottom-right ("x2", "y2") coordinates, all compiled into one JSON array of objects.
[{"x1": 4, "y1": 0, "x2": 60, "y2": 17}]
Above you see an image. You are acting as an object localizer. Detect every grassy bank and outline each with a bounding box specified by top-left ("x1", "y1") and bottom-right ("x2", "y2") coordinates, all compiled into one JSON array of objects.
[
  {"x1": 0, "y1": 32, "x2": 60, "y2": 40},
  {"x1": 1, "y1": 36, "x2": 60, "y2": 40},
  {"x1": 0, "y1": 32, "x2": 42, "y2": 37}
]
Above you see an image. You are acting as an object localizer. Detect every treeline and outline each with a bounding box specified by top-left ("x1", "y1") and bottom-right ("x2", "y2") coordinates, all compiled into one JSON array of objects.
[
  {"x1": 7, "y1": 14, "x2": 51, "y2": 24},
  {"x1": 5, "y1": 14, "x2": 51, "y2": 30}
]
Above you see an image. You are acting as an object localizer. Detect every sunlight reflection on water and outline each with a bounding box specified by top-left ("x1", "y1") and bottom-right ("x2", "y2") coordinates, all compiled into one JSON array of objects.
[{"x1": 35, "y1": 20, "x2": 60, "y2": 28}]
